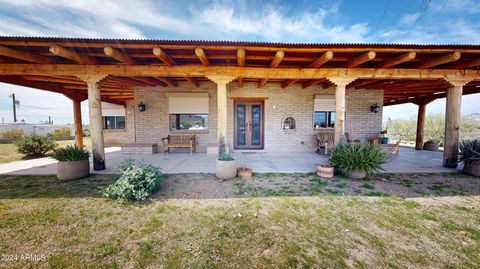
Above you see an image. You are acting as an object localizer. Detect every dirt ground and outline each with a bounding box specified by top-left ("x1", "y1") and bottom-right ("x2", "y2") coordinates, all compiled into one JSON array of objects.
[{"x1": 155, "y1": 172, "x2": 480, "y2": 199}]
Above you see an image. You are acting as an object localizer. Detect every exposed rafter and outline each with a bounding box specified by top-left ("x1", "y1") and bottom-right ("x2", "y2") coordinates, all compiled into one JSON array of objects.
[
  {"x1": 345, "y1": 51, "x2": 376, "y2": 68},
  {"x1": 282, "y1": 51, "x2": 334, "y2": 89},
  {"x1": 0, "y1": 45, "x2": 50, "y2": 64},
  {"x1": 302, "y1": 79, "x2": 323, "y2": 89},
  {"x1": 49, "y1": 45, "x2": 98, "y2": 64},
  {"x1": 195, "y1": 47, "x2": 209, "y2": 65},
  {"x1": 259, "y1": 50, "x2": 284, "y2": 88},
  {"x1": 449, "y1": 57, "x2": 480, "y2": 69},
  {"x1": 104, "y1": 46, "x2": 136, "y2": 65},
  {"x1": 414, "y1": 51, "x2": 461, "y2": 69},
  {"x1": 378, "y1": 51, "x2": 416, "y2": 68},
  {"x1": 152, "y1": 47, "x2": 176, "y2": 65}
]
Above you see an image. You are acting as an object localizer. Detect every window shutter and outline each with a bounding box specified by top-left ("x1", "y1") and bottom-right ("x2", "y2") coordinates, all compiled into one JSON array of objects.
[
  {"x1": 314, "y1": 95, "x2": 335, "y2": 111},
  {"x1": 168, "y1": 92, "x2": 209, "y2": 114},
  {"x1": 101, "y1": 102, "x2": 126, "y2": 116}
]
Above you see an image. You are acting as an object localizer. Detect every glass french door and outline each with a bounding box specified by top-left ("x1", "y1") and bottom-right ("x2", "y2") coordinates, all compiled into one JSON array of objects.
[{"x1": 234, "y1": 101, "x2": 264, "y2": 149}]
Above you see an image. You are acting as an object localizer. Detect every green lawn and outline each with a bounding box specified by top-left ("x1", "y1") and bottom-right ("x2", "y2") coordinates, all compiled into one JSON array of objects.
[
  {"x1": 0, "y1": 174, "x2": 479, "y2": 268},
  {"x1": 0, "y1": 138, "x2": 91, "y2": 164}
]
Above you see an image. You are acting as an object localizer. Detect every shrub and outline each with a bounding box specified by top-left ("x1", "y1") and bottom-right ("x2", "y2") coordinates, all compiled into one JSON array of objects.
[
  {"x1": 329, "y1": 143, "x2": 388, "y2": 176},
  {"x1": 50, "y1": 127, "x2": 71, "y2": 137},
  {"x1": 103, "y1": 160, "x2": 165, "y2": 202},
  {"x1": 15, "y1": 134, "x2": 57, "y2": 157},
  {"x1": 51, "y1": 145, "x2": 90, "y2": 161},
  {"x1": 218, "y1": 153, "x2": 234, "y2": 161},
  {"x1": 459, "y1": 139, "x2": 480, "y2": 163},
  {"x1": 0, "y1": 129, "x2": 24, "y2": 139}
]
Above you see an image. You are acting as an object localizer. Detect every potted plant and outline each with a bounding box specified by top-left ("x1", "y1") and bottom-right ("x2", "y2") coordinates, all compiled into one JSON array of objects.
[
  {"x1": 51, "y1": 145, "x2": 90, "y2": 180},
  {"x1": 329, "y1": 143, "x2": 388, "y2": 179},
  {"x1": 423, "y1": 140, "x2": 439, "y2": 151},
  {"x1": 216, "y1": 153, "x2": 237, "y2": 180},
  {"x1": 459, "y1": 139, "x2": 480, "y2": 177}
]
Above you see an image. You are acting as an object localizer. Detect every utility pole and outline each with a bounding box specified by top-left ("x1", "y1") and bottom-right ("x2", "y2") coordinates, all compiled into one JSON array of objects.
[
  {"x1": 48, "y1": 116, "x2": 51, "y2": 124},
  {"x1": 9, "y1": 93, "x2": 17, "y2": 123}
]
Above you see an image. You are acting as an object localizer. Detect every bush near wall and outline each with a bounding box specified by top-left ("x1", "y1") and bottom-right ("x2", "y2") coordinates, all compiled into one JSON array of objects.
[
  {"x1": 15, "y1": 134, "x2": 58, "y2": 157},
  {"x1": 50, "y1": 127, "x2": 71, "y2": 137},
  {"x1": 0, "y1": 129, "x2": 24, "y2": 139}
]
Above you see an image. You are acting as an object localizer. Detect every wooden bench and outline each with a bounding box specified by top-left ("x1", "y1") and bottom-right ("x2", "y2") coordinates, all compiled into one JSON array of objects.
[
  {"x1": 121, "y1": 143, "x2": 158, "y2": 154},
  {"x1": 162, "y1": 134, "x2": 196, "y2": 155}
]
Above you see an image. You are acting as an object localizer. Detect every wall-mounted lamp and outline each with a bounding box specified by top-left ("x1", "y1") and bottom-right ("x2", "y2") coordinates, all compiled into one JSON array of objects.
[
  {"x1": 370, "y1": 103, "x2": 379, "y2": 113},
  {"x1": 138, "y1": 102, "x2": 146, "y2": 112}
]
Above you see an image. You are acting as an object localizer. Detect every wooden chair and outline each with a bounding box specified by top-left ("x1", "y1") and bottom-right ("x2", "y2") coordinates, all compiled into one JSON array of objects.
[
  {"x1": 378, "y1": 140, "x2": 401, "y2": 157},
  {"x1": 316, "y1": 131, "x2": 334, "y2": 154},
  {"x1": 162, "y1": 134, "x2": 196, "y2": 155}
]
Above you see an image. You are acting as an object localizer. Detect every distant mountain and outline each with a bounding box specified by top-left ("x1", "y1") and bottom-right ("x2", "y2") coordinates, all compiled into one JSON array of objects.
[{"x1": 466, "y1": 113, "x2": 480, "y2": 123}]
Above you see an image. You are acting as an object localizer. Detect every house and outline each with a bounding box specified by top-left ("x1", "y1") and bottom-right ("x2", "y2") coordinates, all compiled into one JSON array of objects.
[{"x1": 0, "y1": 37, "x2": 479, "y2": 170}]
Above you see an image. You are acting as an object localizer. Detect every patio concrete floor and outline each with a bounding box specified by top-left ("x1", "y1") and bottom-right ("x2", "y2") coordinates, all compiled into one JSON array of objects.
[{"x1": 0, "y1": 146, "x2": 456, "y2": 175}]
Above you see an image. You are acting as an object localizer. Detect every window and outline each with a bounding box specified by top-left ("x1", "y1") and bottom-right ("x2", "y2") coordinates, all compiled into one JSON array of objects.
[
  {"x1": 170, "y1": 114, "x2": 208, "y2": 131},
  {"x1": 168, "y1": 92, "x2": 209, "y2": 132},
  {"x1": 314, "y1": 112, "x2": 335, "y2": 128},
  {"x1": 283, "y1": 117, "x2": 296, "y2": 130},
  {"x1": 103, "y1": 116, "x2": 125, "y2": 130}
]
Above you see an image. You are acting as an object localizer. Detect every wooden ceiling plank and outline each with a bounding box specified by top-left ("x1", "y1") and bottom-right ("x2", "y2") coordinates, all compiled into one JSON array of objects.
[
  {"x1": 195, "y1": 47, "x2": 209, "y2": 65},
  {"x1": 378, "y1": 51, "x2": 416, "y2": 68},
  {"x1": 104, "y1": 46, "x2": 137, "y2": 65},
  {"x1": 345, "y1": 51, "x2": 376, "y2": 68},
  {"x1": 0, "y1": 45, "x2": 51, "y2": 64},
  {"x1": 49, "y1": 45, "x2": 98, "y2": 64},
  {"x1": 309, "y1": 51, "x2": 333, "y2": 68},
  {"x1": 414, "y1": 51, "x2": 461, "y2": 69}
]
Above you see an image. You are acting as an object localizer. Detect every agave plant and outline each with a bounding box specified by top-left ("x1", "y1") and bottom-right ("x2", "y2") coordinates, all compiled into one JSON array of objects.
[
  {"x1": 459, "y1": 139, "x2": 480, "y2": 163},
  {"x1": 51, "y1": 145, "x2": 90, "y2": 162},
  {"x1": 218, "y1": 152, "x2": 234, "y2": 161},
  {"x1": 329, "y1": 143, "x2": 388, "y2": 176}
]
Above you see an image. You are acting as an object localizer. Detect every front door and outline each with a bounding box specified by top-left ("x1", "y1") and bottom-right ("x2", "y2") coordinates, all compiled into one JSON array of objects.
[{"x1": 234, "y1": 101, "x2": 264, "y2": 149}]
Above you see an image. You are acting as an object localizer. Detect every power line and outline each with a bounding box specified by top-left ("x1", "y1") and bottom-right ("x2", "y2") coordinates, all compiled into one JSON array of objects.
[{"x1": 373, "y1": 0, "x2": 392, "y2": 34}]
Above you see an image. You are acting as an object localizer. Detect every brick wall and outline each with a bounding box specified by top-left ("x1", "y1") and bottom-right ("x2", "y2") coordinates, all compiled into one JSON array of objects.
[
  {"x1": 103, "y1": 99, "x2": 135, "y2": 146},
  {"x1": 126, "y1": 81, "x2": 384, "y2": 152}
]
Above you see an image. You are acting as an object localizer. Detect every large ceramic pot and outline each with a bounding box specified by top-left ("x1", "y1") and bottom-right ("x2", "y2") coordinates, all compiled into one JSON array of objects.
[
  {"x1": 57, "y1": 159, "x2": 90, "y2": 180},
  {"x1": 347, "y1": 170, "x2": 367, "y2": 179},
  {"x1": 423, "y1": 141, "x2": 439, "y2": 151},
  {"x1": 463, "y1": 159, "x2": 480, "y2": 177},
  {"x1": 216, "y1": 160, "x2": 237, "y2": 180}
]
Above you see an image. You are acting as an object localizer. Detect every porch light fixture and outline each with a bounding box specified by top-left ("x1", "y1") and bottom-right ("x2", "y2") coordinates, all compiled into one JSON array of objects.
[
  {"x1": 138, "y1": 102, "x2": 146, "y2": 112},
  {"x1": 370, "y1": 103, "x2": 379, "y2": 113}
]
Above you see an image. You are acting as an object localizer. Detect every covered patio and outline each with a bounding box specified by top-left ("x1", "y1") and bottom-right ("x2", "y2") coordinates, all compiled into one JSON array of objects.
[
  {"x1": 0, "y1": 37, "x2": 479, "y2": 171},
  {"x1": 0, "y1": 146, "x2": 453, "y2": 175}
]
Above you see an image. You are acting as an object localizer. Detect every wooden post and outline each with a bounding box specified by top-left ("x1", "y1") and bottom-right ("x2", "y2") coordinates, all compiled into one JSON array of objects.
[
  {"x1": 77, "y1": 75, "x2": 107, "y2": 170},
  {"x1": 328, "y1": 77, "x2": 356, "y2": 145},
  {"x1": 415, "y1": 102, "x2": 427, "y2": 150},
  {"x1": 208, "y1": 75, "x2": 236, "y2": 155},
  {"x1": 443, "y1": 80, "x2": 467, "y2": 168},
  {"x1": 72, "y1": 99, "x2": 84, "y2": 149}
]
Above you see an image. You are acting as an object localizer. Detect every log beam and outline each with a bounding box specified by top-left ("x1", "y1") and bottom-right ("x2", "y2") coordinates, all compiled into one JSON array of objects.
[
  {"x1": 328, "y1": 77, "x2": 357, "y2": 144},
  {"x1": 152, "y1": 47, "x2": 176, "y2": 65},
  {"x1": 72, "y1": 98, "x2": 84, "y2": 149},
  {"x1": 104, "y1": 46, "x2": 136, "y2": 65},
  {"x1": 309, "y1": 51, "x2": 334, "y2": 68},
  {"x1": 195, "y1": 48, "x2": 209, "y2": 65},
  {"x1": 0, "y1": 45, "x2": 51, "y2": 64},
  {"x1": 450, "y1": 57, "x2": 480, "y2": 69},
  {"x1": 345, "y1": 51, "x2": 376, "y2": 68},
  {"x1": 49, "y1": 45, "x2": 98, "y2": 64},
  {"x1": 415, "y1": 51, "x2": 461, "y2": 69},
  {"x1": 237, "y1": 49, "x2": 245, "y2": 88},
  {"x1": 258, "y1": 50, "x2": 284, "y2": 88},
  {"x1": 415, "y1": 102, "x2": 428, "y2": 150},
  {"x1": 378, "y1": 51, "x2": 416, "y2": 68}
]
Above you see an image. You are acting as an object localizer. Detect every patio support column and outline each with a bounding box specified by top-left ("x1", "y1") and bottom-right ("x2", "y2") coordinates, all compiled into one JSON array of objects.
[
  {"x1": 72, "y1": 98, "x2": 84, "y2": 149},
  {"x1": 414, "y1": 101, "x2": 429, "y2": 150},
  {"x1": 328, "y1": 77, "x2": 356, "y2": 145},
  {"x1": 208, "y1": 75, "x2": 236, "y2": 155},
  {"x1": 77, "y1": 75, "x2": 107, "y2": 170},
  {"x1": 443, "y1": 79, "x2": 469, "y2": 168}
]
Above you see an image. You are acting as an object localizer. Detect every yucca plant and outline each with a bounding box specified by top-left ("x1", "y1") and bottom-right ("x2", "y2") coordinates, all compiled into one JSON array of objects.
[
  {"x1": 329, "y1": 143, "x2": 388, "y2": 176},
  {"x1": 459, "y1": 139, "x2": 480, "y2": 163},
  {"x1": 51, "y1": 145, "x2": 90, "y2": 161}
]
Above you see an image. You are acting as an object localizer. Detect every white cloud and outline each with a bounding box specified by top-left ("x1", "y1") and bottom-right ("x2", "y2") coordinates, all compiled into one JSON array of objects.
[{"x1": 400, "y1": 12, "x2": 420, "y2": 25}]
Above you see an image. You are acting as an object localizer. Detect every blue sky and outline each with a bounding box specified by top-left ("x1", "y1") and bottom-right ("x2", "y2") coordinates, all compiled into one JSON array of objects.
[{"x1": 0, "y1": 0, "x2": 479, "y2": 124}]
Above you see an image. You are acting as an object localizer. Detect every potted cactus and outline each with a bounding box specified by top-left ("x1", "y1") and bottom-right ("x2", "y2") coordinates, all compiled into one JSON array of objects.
[
  {"x1": 459, "y1": 139, "x2": 480, "y2": 177},
  {"x1": 51, "y1": 145, "x2": 90, "y2": 180},
  {"x1": 215, "y1": 153, "x2": 237, "y2": 180}
]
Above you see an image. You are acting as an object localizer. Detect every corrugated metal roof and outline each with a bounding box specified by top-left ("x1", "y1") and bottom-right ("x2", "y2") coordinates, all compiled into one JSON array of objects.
[{"x1": 1, "y1": 36, "x2": 480, "y2": 49}]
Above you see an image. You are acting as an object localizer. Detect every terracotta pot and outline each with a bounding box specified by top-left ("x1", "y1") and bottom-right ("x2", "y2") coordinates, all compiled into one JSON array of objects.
[
  {"x1": 216, "y1": 160, "x2": 237, "y2": 180},
  {"x1": 237, "y1": 167, "x2": 253, "y2": 181},
  {"x1": 316, "y1": 164, "x2": 334, "y2": 178},
  {"x1": 423, "y1": 141, "x2": 439, "y2": 151},
  {"x1": 463, "y1": 159, "x2": 480, "y2": 177},
  {"x1": 347, "y1": 170, "x2": 367, "y2": 179},
  {"x1": 57, "y1": 159, "x2": 89, "y2": 180}
]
